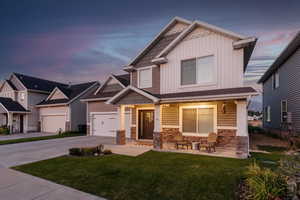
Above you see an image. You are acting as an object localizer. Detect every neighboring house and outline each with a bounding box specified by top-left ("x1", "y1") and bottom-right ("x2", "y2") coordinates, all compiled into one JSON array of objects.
[
  {"x1": 84, "y1": 17, "x2": 258, "y2": 158},
  {"x1": 0, "y1": 72, "x2": 98, "y2": 133},
  {"x1": 258, "y1": 31, "x2": 300, "y2": 135}
]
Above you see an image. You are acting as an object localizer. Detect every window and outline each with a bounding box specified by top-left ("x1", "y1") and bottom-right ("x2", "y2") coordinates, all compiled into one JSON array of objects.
[
  {"x1": 181, "y1": 55, "x2": 215, "y2": 86},
  {"x1": 265, "y1": 106, "x2": 271, "y2": 122},
  {"x1": 20, "y1": 92, "x2": 25, "y2": 101},
  {"x1": 182, "y1": 106, "x2": 215, "y2": 135},
  {"x1": 272, "y1": 71, "x2": 279, "y2": 89},
  {"x1": 281, "y1": 100, "x2": 288, "y2": 122},
  {"x1": 138, "y1": 68, "x2": 152, "y2": 88}
]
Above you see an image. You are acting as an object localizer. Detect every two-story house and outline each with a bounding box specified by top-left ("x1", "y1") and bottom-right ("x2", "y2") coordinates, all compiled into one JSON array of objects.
[
  {"x1": 258, "y1": 31, "x2": 300, "y2": 136},
  {"x1": 83, "y1": 17, "x2": 258, "y2": 158},
  {"x1": 0, "y1": 73, "x2": 98, "y2": 134}
]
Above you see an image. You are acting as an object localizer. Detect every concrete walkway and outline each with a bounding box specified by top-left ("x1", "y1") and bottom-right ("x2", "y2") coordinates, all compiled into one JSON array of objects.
[
  {"x1": 0, "y1": 132, "x2": 56, "y2": 141},
  {"x1": 0, "y1": 168, "x2": 104, "y2": 200}
]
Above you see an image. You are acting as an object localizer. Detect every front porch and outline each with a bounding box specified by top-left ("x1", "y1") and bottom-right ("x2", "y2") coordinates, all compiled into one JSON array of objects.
[{"x1": 114, "y1": 100, "x2": 249, "y2": 159}]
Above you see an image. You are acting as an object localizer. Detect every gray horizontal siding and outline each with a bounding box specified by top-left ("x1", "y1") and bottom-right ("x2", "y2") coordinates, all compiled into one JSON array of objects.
[{"x1": 263, "y1": 47, "x2": 300, "y2": 132}]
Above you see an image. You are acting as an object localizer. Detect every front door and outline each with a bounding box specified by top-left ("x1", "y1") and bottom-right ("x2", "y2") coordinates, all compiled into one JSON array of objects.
[
  {"x1": 20, "y1": 115, "x2": 24, "y2": 133},
  {"x1": 138, "y1": 110, "x2": 154, "y2": 139}
]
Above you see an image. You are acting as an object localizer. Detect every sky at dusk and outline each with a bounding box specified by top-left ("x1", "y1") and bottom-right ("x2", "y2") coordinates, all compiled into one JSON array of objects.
[{"x1": 0, "y1": 0, "x2": 300, "y2": 85}]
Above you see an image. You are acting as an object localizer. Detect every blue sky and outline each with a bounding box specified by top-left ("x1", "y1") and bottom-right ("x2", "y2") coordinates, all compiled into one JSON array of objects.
[{"x1": 0, "y1": 0, "x2": 299, "y2": 85}]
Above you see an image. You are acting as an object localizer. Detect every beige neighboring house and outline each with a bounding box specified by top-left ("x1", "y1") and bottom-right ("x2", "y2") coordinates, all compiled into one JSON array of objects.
[
  {"x1": 36, "y1": 82, "x2": 99, "y2": 133},
  {"x1": 83, "y1": 17, "x2": 258, "y2": 158},
  {"x1": 0, "y1": 73, "x2": 98, "y2": 134}
]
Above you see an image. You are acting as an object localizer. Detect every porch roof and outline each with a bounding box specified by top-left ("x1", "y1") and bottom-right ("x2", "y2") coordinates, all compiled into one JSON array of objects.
[
  {"x1": 107, "y1": 86, "x2": 257, "y2": 105},
  {"x1": 0, "y1": 97, "x2": 29, "y2": 113}
]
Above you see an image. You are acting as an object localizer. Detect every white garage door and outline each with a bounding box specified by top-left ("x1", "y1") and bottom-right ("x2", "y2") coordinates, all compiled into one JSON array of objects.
[
  {"x1": 91, "y1": 112, "x2": 131, "y2": 138},
  {"x1": 42, "y1": 115, "x2": 66, "y2": 133}
]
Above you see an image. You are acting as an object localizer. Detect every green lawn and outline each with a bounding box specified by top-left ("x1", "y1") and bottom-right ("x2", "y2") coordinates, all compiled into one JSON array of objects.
[
  {"x1": 13, "y1": 151, "x2": 284, "y2": 200},
  {"x1": 0, "y1": 132, "x2": 85, "y2": 145}
]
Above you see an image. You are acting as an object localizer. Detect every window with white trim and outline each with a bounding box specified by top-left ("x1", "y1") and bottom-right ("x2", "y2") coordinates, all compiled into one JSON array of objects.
[
  {"x1": 138, "y1": 68, "x2": 152, "y2": 88},
  {"x1": 181, "y1": 55, "x2": 215, "y2": 86},
  {"x1": 265, "y1": 106, "x2": 271, "y2": 122},
  {"x1": 272, "y1": 71, "x2": 279, "y2": 89},
  {"x1": 20, "y1": 92, "x2": 25, "y2": 101},
  {"x1": 281, "y1": 100, "x2": 288, "y2": 122},
  {"x1": 182, "y1": 106, "x2": 215, "y2": 135}
]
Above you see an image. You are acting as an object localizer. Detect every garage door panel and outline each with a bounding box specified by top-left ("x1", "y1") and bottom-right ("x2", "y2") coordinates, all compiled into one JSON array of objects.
[
  {"x1": 92, "y1": 112, "x2": 131, "y2": 137},
  {"x1": 42, "y1": 115, "x2": 66, "y2": 133}
]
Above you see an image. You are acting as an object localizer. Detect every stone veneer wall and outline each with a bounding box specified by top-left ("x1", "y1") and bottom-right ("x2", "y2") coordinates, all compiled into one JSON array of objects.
[
  {"x1": 131, "y1": 127, "x2": 136, "y2": 140},
  {"x1": 116, "y1": 130, "x2": 126, "y2": 145},
  {"x1": 159, "y1": 127, "x2": 248, "y2": 158}
]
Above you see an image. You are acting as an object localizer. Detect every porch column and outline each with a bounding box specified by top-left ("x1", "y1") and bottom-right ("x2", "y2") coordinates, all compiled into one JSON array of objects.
[
  {"x1": 153, "y1": 104, "x2": 162, "y2": 149},
  {"x1": 116, "y1": 105, "x2": 126, "y2": 145},
  {"x1": 7, "y1": 112, "x2": 13, "y2": 134},
  {"x1": 236, "y1": 100, "x2": 249, "y2": 158}
]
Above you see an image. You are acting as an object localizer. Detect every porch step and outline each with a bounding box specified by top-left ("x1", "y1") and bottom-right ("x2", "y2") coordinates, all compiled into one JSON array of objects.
[{"x1": 134, "y1": 140, "x2": 153, "y2": 147}]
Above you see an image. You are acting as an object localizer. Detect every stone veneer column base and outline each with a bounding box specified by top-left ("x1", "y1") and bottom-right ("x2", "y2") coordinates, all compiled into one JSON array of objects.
[
  {"x1": 130, "y1": 127, "x2": 136, "y2": 140},
  {"x1": 236, "y1": 136, "x2": 249, "y2": 158},
  {"x1": 153, "y1": 132, "x2": 162, "y2": 149},
  {"x1": 116, "y1": 130, "x2": 126, "y2": 145}
]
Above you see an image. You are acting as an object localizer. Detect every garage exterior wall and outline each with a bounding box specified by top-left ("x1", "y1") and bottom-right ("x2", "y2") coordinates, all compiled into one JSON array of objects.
[
  {"x1": 39, "y1": 106, "x2": 69, "y2": 120},
  {"x1": 87, "y1": 101, "x2": 118, "y2": 123}
]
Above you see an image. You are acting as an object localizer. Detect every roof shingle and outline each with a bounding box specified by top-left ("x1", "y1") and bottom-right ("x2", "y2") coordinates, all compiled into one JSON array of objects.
[{"x1": 0, "y1": 97, "x2": 28, "y2": 112}]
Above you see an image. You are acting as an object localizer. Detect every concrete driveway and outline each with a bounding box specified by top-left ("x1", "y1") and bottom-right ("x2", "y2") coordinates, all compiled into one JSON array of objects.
[
  {"x1": 0, "y1": 136, "x2": 115, "y2": 168},
  {"x1": 0, "y1": 136, "x2": 150, "y2": 200}
]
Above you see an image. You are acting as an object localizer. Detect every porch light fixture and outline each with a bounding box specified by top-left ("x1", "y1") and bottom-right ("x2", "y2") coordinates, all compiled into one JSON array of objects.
[{"x1": 222, "y1": 103, "x2": 227, "y2": 114}]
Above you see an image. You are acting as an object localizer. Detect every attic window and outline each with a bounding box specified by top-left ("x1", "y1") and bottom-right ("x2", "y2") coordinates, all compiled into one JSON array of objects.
[{"x1": 34, "y1": 85, "x2": 38, "y2": 88}]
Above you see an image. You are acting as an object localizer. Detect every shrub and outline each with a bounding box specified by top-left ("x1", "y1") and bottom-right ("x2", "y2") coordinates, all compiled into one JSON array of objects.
[
  {"x1": 81, "y1": 147, "x2": 98, "y2": 156},
  {"x1": 257, "y1": 145, "x2": 288, "y2": 153},
  {"x1": 0, "y1": 126, "x2": 10, "y2": 135},
  {"x1": 69, "y1": 148, "x2": 82, "y2": 156},
  {"x1": 103, "y1": 149, "x2": 112, "y2": 155},
  {"x1": 246, "y1": 162, "x2": 288, "y2": 200}
]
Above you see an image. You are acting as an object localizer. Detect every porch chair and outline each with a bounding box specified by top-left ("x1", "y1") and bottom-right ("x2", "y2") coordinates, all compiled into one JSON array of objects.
[
  {"x1": 174, "y1": 135, "x2": 192, "y2": 150},
  {"x1": 200, "y1": 132, "x2": 218, "y2": 153}
]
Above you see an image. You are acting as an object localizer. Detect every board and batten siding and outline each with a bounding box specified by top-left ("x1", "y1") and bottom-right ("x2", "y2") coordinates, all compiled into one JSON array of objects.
[
  {"x1": 160, "y1": 27, "x2": 244, "y2": 94},
  {"x1": 263, "y1": 47, "x2": 300, "y2": 132}
]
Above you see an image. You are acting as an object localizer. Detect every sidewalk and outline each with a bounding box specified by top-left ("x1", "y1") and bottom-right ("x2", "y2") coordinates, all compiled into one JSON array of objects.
[{"x1": 0, "y1": 168, "x2": 105, "y2": 200}]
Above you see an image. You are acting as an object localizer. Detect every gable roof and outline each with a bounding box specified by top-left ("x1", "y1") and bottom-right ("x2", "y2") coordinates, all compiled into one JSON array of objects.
[
  {"x1": 0, "y1": 97, "x2": 29, "y2": 112},
  {"x1": 13, "y1": 73, "x2": 68, "y2": 93},
  {"x1": 126, "y1": 17, "x2": 191, "y2": 68},
  {"x1": 0, "y1": 80, "x2": 17, "y2": 92},
  {"x1": 37, "y1": 82, "x2": 98, "y2": 106},
  {"x1": 125, "y1": 16, "x2": 257, "y2": 71},
  {"x1": 82, "y1": 74, "x2": 130, "y2": 102},
  {"x1": 258, "y1": 31, "x2": 300, "y2": 83}
]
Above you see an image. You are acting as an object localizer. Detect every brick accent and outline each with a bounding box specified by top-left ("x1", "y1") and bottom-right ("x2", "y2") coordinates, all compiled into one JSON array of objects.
[
  {"x1": 116, "y1": 130, "x2": 126, "y2": 145},
  {"x1": 86, "y1": 125, "x2": 90, "y2": 135},
  {"x1": 65, "y1": 121, "x2": 71, "y2": 132},
  {"x1": 131, "y1": 127, "x2": 136, "y2": 140},
  {"x1": 153, "y1": 132, "x2": 162, "y2": 149},
  {"x1": 217, "y1": 129, "x2": 237, "y2": 147},
  {"x1": 160, "y1": 127, "x2": 249, "y2": 158}
]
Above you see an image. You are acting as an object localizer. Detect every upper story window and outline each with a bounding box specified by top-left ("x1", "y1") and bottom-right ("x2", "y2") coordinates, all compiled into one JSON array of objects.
[
  {"x1": 272, "y1": 71, "x2": 279, "y2": 89},
  {"x1": 181, "y1": 55, "x2": 215, "y2": 86},
  {"x1": 20, "y1": 92, "x2": 25, "y2": 101},
  {"x1": 138, "y1": 68, "x2": 152, "y2": 89}
]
